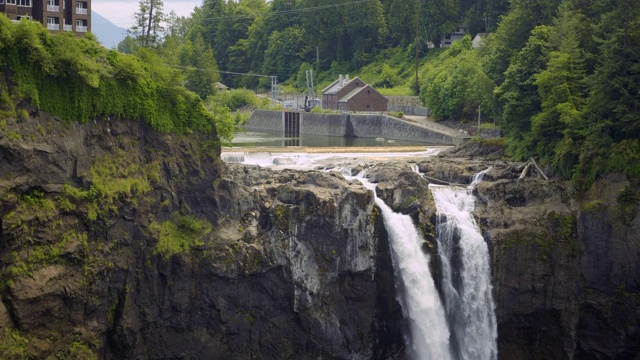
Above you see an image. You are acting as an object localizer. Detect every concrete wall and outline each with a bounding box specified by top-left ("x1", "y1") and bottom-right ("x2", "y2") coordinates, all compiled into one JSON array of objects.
[
  {"x1": 388, "y1": 105, "x2": 431, "y2": 117},
  {"x1": 244, "y1": 110, "x2": 283, "y2": 131},
  {"x1": 245, "y1": 110, "x2": 468, "y2": 145},
  {"x1": 300, "y1": 113, "x2": 350, "y2": 137},
  {"x1": 349, "y1": 114, "x2": 464, "y2": 145}
]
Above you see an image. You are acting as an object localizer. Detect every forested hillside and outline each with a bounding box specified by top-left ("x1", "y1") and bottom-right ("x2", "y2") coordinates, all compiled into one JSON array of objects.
[{"x1": 124, "y1": 0, "x2": 638, "y2": 189}]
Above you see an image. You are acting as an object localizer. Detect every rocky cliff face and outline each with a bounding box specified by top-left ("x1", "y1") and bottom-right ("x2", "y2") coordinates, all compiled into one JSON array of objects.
[
  {"x1": 415, "y1": 150, "x2": 640, "y2": 360},
  {"x1": 0, "y1": 114, "x2": 405, "y2": 359},
  {"x1": 476, "y1": 175, "x2": 640, "y2": 360},
  {"x1": 1, "y1": 113, "x2": 639, "y2": 359}
]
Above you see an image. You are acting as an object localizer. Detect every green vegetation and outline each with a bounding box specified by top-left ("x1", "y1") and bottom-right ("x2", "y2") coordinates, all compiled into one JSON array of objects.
[
  {"x1": 6, "y1": 130, "x2": 22, "y2": 141},
  {"x1": 61, "y1": 341, "x2": 98, "y2": 360},
  {"x1": 150, "y1": 213, "x2": 212, "y2": 259},
  {"x1": 0, "y1": 329, "x2": 29, "y2": 360},
  {"x1": 0, "y1": 16, "x2": 220, "y2": 136},
  {"x1": 209, "y1": 89, "x2": 268, "y2": 112},
  {"x1": 59, "y1": 149, "x2": 156, "y2": 222},
  {"x1": 1, "y1": 0, "x2": 637, "y2": 188},
  {"x1": 309, "y1": 107, "x2": 338, "y2": 114}
]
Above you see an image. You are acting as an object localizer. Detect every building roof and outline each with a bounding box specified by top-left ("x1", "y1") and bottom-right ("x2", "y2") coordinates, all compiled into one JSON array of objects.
[
  {"x1": 321, "y1": 79, "x2": 341, "y2": 94},
  {"x1": 472, "y1": 33, "x2": 488, "y2": 48},
  {"x1": 338, "y1": 84, "x2": 387, "y2": 103},
  {"x1": 338, "y1": 86, "x2": 367, "y2": 102},
  {"x1": 321, "y1": 76, "x2": 363, "y2": 95}
]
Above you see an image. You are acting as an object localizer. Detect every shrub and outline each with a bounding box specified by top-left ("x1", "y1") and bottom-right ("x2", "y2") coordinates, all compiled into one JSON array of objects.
[
  {"x1": 210, "y1": 89, "x2": 261, "y2": 111},
  {"x1": 0, "y1": 19, "x2": 216, "y2": 136}
]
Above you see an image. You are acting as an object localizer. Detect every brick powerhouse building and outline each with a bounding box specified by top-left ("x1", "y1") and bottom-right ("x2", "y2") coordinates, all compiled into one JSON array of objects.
[
  {"x1": 0, "y1": 0, "x2": 91, "y2": 36},
  {"x1": 322, "y1": 75, "x2": 388, "y2": 112}
]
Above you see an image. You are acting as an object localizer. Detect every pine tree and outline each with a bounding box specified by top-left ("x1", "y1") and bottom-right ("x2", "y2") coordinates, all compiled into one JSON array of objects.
[
  {"x1": 129, "y1": 0, "x2": 166, "y2": 48},
  {"x1": 529, "y1": 0, "x2": 587, "y2": 175}
]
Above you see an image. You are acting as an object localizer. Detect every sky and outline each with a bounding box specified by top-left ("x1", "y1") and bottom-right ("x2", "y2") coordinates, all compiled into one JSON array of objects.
[{"x1": 92, "y1": 0, "x2": 202, "y2": 29}]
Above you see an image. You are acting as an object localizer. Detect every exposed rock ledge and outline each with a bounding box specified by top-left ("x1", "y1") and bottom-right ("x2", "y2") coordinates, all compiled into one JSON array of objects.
[{"x1": 1, "y1": 113, "x2": 638, "y2": 359}]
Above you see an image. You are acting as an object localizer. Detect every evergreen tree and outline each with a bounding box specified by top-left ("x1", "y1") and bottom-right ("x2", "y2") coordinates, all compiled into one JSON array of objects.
[
  {"x1": 183, "y1": 34, "x2": 221, "y2": 100},
  {"x1": 493, "y1": 26, "x2": 551, "y2": 158},
  {"x1": 129, "y1": 0, "x2": 166, "y2": 48},
  {"x1": 574, "y1": 0, "x2": 640, "y2": 185},
  {"x1": 528, "y1": 0, "x2": 587, "y2": 175}
]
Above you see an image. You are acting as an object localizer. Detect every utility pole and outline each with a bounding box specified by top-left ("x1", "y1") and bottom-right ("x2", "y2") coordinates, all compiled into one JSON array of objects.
[
  {"x1": 477, "y1": 104, "x2": 481, "y2": 136},
  {"x1": 415, "y1": 0, "x2": 420, "y2": 96}
]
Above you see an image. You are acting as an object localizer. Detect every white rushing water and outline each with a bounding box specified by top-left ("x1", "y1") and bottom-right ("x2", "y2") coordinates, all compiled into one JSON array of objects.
[
  {"x1": 356, "y1": 175, "x2": 452, "y2": 360},
  {"x1": 223, "y1": 151, "x2": 496, "y2": 359},
  {"x1": 221, "y1": 149, "x2": 443, "y2": 170},
  {"x1": 429, "y1": 169, "x2": 498, "y2": 360}
]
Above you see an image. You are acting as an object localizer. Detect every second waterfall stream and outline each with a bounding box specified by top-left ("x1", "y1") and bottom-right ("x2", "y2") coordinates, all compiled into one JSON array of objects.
[{"x1": 354, "y1": 168, "x2": 497, "y2": 360}]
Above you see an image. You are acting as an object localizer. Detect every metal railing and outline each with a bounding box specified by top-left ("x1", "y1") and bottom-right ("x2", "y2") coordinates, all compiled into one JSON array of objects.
[
  {"x1": 63, "y1": 24, "x2": 73, "y2": 31},
  {"x1": 47, "y1": 5, "x2": 60, "y2": 12},
  {"x1": 76, "y1": 25, "x2": 87, "y2": 32},
  {"x1": 76, "y1": 8, "x2": 87, "y2": 15},
  {"x1": 47, "y1": 23, "x2": 60, "y2": 31}
]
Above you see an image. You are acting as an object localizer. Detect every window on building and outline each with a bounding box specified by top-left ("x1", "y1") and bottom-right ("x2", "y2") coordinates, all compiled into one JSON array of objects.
[
  {"x1": 366, "y1": 90, "x2": 371, "y2": 95},
  {"x1": 17, "y1": 0, "x2": 31, "y2": 6},
  {"x1": 7, "y1": 0, "x2": 17, "y2": 4},
  {"x1": 0, "y1": 0, "x2": 5, "y2": 4}
]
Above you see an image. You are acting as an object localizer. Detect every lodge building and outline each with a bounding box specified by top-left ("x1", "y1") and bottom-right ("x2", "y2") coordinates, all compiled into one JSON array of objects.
[{"x1": 0, "y1": 0, "x2": 91, "y2": 36}]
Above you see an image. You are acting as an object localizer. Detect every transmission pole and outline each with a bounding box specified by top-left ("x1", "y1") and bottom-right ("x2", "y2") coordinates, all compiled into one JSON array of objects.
[{"x1": 415, "y1": 0, "x2": 420, "y2": 96}]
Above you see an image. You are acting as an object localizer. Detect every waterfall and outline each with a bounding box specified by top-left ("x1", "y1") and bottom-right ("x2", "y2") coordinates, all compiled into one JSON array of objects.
[
  {"x1": 356, "y1": 176, "x2": 452, "y2": 360},
  {"x1": 429, "y1": 168, "x2": 498, "y2": 360}
]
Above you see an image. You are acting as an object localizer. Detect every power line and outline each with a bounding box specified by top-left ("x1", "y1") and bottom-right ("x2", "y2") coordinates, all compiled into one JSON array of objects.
[
  {"x1": 111, "y1": 0, "x2": 375, "y2": 27},
  {"x1": 167, "y1": 64, "x2": 280, "y2": 100},
  {"x1": 195, "y1": 0, "x2": 375, "y2": 24},
  {"x1": 168, "y1": 65, "x2": 275, "y2": 79}
]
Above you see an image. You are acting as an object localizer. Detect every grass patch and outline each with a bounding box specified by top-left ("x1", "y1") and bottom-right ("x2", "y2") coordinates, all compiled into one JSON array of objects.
[
  {"x1": 479, "y1": 122, "x2": 499, "y2": 129},
  {"x1": 59, "y1": 149, "x2": 156, "y2": 222},
  {"x1": 6, "y1": 130, "x2": 22, "y2": 141},
  {"x1": 470, "y1": 137, "x2": 507, "y2": 146},
  {"x1": 0, "y1": 328, "x2": 29, "y2": 359},
  {"x1": 151, "y1": 213, "x2": 212, "y2": 259}
]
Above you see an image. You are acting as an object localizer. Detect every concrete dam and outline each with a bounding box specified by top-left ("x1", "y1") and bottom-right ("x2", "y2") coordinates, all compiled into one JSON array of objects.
[{"x1": 244, "y1": 110, "x2": 470, "y2": 146}]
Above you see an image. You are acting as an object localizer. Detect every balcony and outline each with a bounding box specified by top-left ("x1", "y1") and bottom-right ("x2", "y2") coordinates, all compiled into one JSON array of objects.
[
  {"x1": 63, "y1": 24, "x2": 72, "y2": 31},
  {"x1": 76, "y1": 25, "x2": 87, "y2": 33},
  {"x1": 47, "y1": 5, "x2": 60, "y2": 12},
  {"x1": 76, "y1": 8, "x2": 88, "y2": 15},
  {"x1": 47, "y1": 23, "x2": 60, "y2": 31}
]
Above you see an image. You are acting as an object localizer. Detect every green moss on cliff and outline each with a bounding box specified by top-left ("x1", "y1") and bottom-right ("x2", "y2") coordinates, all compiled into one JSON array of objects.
[
  {"x1": 59, "y1": 149, "x2": 156, "y2": 222},
  {"x1": 150, "y1": 213, "x2": 212, "y2": 259},
  {"x1": 498, "y1": 212, "x2": 579, "y2": 264},
  {"x1": 0, "y1": 328, "x2": 29, "y2": 359}
]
